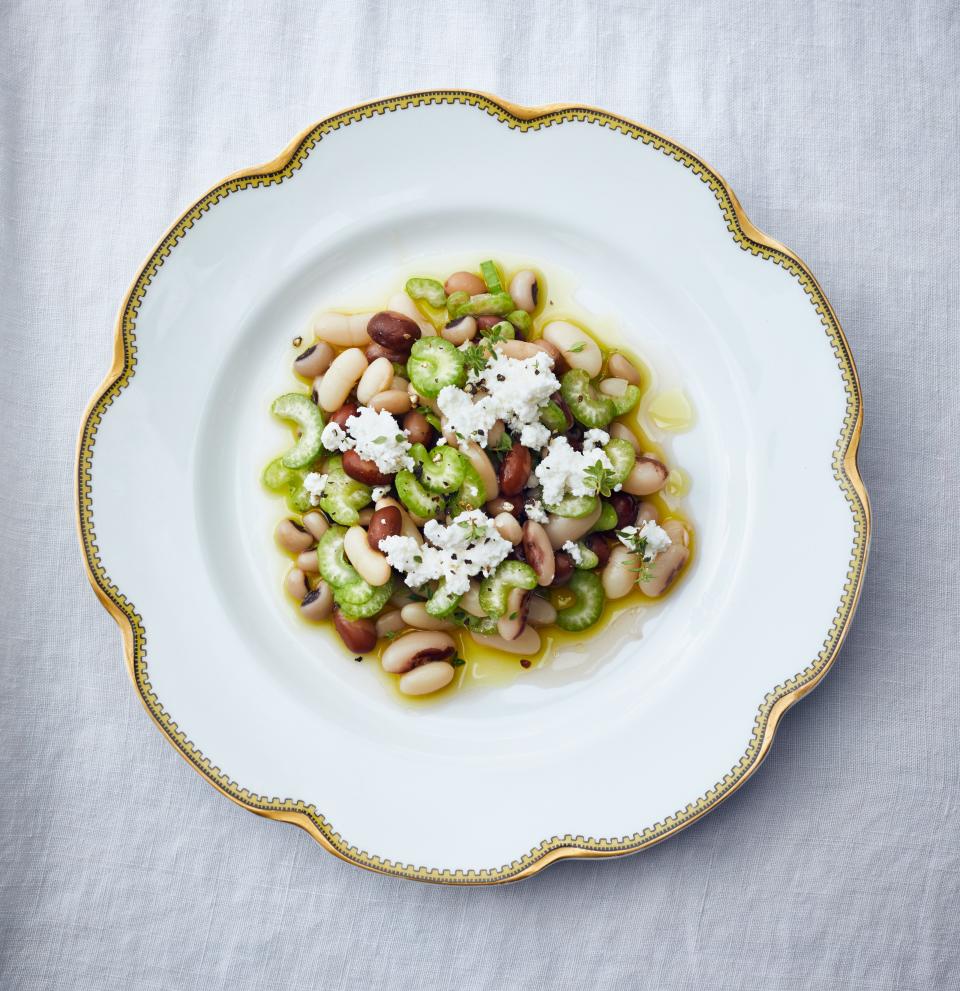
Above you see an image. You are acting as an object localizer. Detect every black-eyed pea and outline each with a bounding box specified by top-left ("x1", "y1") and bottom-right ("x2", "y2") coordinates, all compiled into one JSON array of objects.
[
  {"x1": 300, "y1": 581, "x2": 333, "y2": 621},
  {"x1": 293, "y1": 342, "x2": 334, "y2": 378},
  {"x1": 284, "y1": 567, "x2": 309, "y2": 600},
  {"x1": 296, "y1": 549, "x2": 319, "y2": 574},
  {"x1": 441, "y1": 316, "x2": 478, "y2": 346},
  {"x1": 508, "y1": 270, "x2": 539, "y2": 312},
  {"x1": 275, "y1": 519, "x2": 315, "y2": 554},
  {"x1": 301, "y1": 511, "x2": 329, "y2": 541}
]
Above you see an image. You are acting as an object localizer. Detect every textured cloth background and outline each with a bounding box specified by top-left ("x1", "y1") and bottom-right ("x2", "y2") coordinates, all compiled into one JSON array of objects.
[{"x1": 1, "y1": 1, "x2": 958, "y2": 988}]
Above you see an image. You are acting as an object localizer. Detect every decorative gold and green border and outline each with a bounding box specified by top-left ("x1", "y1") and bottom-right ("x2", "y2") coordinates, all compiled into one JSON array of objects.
[{"x1": 75, "y1": 91, "x2": 870, "y2": 884}]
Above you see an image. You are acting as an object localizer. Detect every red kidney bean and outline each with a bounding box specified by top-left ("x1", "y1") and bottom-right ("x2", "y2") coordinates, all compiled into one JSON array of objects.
[
  {"x1": 551, "y1": 551, "x2": 574, "y2": 586},
  {"x1": 584, "y1": 533, "x2": 611, "y2": 569},
  {"x1": 330, "y1": 402, "x2": 359, "y2": 430},
  {"x1": 498, "y1": 441, "x2": 532, "y2": 496},
  {"x1": 609, "y1": 492, "x2": 638, "y2": 530},
  {"x1": 333, "y1": 609, "x2": 378, "y2": 652},
  {"x1": 367, "y1": 311, "x2": 421, "y2": 354},
  {"x1": 342, "y1": 450, "x2": 391, "y2": 485},
  {"x1": 368, "y1": 506, "x2": 402, "y2": 549}
]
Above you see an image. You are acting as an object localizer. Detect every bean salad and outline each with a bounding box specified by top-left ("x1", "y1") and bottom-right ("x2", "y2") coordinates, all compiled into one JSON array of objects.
[{"x1": 264, "y1": 262, "x2": 692, "y2": 698}]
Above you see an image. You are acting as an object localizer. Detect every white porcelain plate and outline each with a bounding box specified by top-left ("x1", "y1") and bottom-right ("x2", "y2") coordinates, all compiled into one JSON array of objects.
[{"x1": 78, "y1": 92, "x2": 870, "y2": 883}]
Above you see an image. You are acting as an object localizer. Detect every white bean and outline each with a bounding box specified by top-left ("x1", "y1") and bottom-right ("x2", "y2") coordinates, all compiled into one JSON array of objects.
[
  {"x1": 639, "y1": 520, "x2": 690, "y2": 597},
  {"x1": 599, "y1": 377, "x2": 630, "y2": 398},
  {"x1": 463, "y1": 442, "x2": 498, "y2": 501},
  {"x1": 387, "y1": 292, "x2": 434, "y2": 336},
  {"x1": 398, "y1": 661, "x2": 455, "y2": 696},
  {"x1": 343, "y1": 526, "x2": 391, "y2": 586},
  {"x1": 459, "y1": 581, "x2": 485, "y2": 617},
  {"x1": 542, "y1": 321, "x2": 602, "y2": 377},
  {"x1": 369, "y1": 389, "x2": 412, "y2": 415},
  {"x1": 494, "y1": 512, "x2": 523, "y2": 545},
  {"x1": 400, "y1": 603, "x2": 459, "y2": 631},
  {"x1": 544, "y1": 502, "x2": 602, "y2": 550},
  {"x1": 607, "y1": 353, "x2": 641, "y2": 385},
  {"x1": 622, "y1": 456, "x2": 668, "y2": 496},
  {"x1": 356, "y1": 357, "x2": 394, "y2": 404},
  {"x1": 382, "y1": 631, "x2": 456, "y2": 673},
  {"x1": 470, "y1": 627, "x2": 541, "y2": 655},
  {"x1": 609, "y1": 421, "x2": 641, "y2": 454},
  {"x1": 602, "y1": 545, "x2": 638, "y2": 599},
  {"x1": 375, "y1": 609, "x2": 406, "y2": 638},
  {"x1": 527, "y1": 595, "x2": 557, "y2": 626},
  {"x1": 317, "y1": 348, "x2": 368, "y2": 412},
  {"x1": 313, "y1": 311, "x2": 374, "y2": 347},
  {"x1": 495, "y1": 339, "x2": 540, "y2": 361}
]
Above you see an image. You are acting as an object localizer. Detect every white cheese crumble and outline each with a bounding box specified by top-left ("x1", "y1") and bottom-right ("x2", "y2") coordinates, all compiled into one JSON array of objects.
[
  {"x1": 320, "y1": 406, "x2": 414, "y2": 475},
  {"x1": 524, "y1": 500, "x2": 549, "y2": 523},
  {"x1": 437, "y1": 351, "x2": 559, "y2": 452},
  {"x1": 617, "y1": 520, "x2": 672, "y2": 561},
  {"x1": 562, "y1": 540, "x2": 584, "y2": 565},
  {"x1": 534, "y1": 432, "x2": 612, "y2": 506},
  {"x1": 370, "y1": 484, "x2": 390, "y2": 501},
  {"x1": 302, "y1": 472, "x2": 328, "y2": 506},
  {"x1": 378, "y1": 509, "x2": 511, "y2": 596}
]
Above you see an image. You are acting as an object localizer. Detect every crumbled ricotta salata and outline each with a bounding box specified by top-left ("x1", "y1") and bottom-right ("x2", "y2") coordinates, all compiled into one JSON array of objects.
[
  {"x1": 437, "y1": 351, "x2": 559, "y2": 451},
  {"x1": 303, "y1": 472, "x2": 328, "y2": 506},
  {"x1": 524, "y1": 500, "x2": 549, "y2": 523},
  {"x1": 320, "y1": 406, "x2": 414, "y2": 474},
  {"x1": 617, "y1": 520, "x2": 672, "y2": 561},
  {"x1": 378, "y1": 509, "x2": 511, "y2": 596},
  {"x1": 534, "y1": 431, "x2": 612, "y2": 506},
  {"x1": 370, "y1": 485, "x2": 390, "y2": 501},
  {"x1": 562, "y1": 540, "x2": 584, "y2": 565}
]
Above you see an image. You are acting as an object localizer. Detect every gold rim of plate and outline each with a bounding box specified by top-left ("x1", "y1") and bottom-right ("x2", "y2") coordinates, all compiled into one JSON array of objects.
[{"x1": 75, "y1": 90, "x2": 872, "y2": 884}]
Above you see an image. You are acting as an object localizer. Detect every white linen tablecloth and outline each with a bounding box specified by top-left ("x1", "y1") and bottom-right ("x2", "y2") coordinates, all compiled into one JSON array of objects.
[{"x1": 1, "y1": 1, "x2": 958, "y2": 987}]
